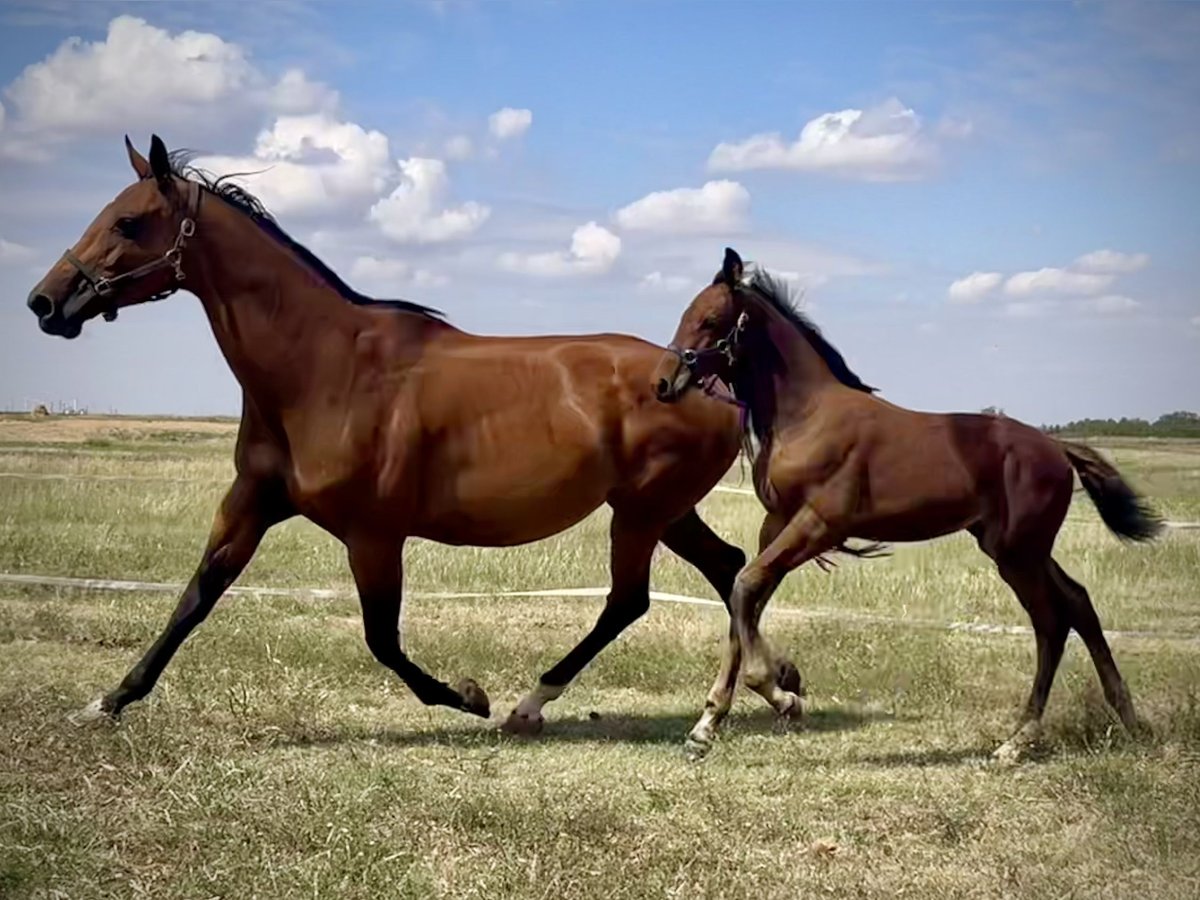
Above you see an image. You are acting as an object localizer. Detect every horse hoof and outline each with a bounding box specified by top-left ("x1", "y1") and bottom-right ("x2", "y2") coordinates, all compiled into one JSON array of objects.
[
  {"x1": 684, "y1": 736, "x2": 712, "y2": 762},
  {"x1": 67, "y1": 697, "x2": 117, "y2": 727},
  {"x1": 500, "y1": 709, "x2": 545, "y2": 736},
  {"x1": 991, "y1": 740, "x2": 1026, "y2": 766},
  {"x1": 456, "y1": 679, "x2": 491, "y2": 718},
  {"x1": 775, "y1": 691, "x2": 806, "y2": 722},
  {"x1": 776, "y1": 659, "x2": 805, "y2": 697}
]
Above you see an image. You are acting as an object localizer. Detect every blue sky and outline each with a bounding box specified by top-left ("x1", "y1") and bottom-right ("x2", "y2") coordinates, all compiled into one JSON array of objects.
[{"x1": 0, "y1": 0, "x2": 1196, "y2": 424}]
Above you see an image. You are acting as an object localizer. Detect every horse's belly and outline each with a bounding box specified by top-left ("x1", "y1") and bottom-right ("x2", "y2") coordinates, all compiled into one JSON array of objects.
[{"x1": 414, "y1": 456, "x2": 614, "y2": 547}]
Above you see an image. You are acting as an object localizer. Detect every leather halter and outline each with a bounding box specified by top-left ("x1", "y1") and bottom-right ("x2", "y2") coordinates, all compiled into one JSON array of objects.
[
  {"x1": 667, "y1": 310, "x2": 749, "y2": 409},
  {"x1": 60, "y1": 181, "x2": 201, "y2": 322}
]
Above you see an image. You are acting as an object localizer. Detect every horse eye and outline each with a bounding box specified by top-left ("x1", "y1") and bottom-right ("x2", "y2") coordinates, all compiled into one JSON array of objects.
[
  {"x1": 114, "y1": 216, "x2": 142, "y2": 239},
  {"x1": 702, "y1": 316, "x2": 720, "y2": 330}
]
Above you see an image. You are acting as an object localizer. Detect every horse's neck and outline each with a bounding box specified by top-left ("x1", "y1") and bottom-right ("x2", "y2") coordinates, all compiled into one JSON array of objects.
[
  {"x1": 738, "y1": 303, "x2": 836, "y2": 439},
  {"x1": 185, "y1": 198, "x2": 363, "y2": 411}
]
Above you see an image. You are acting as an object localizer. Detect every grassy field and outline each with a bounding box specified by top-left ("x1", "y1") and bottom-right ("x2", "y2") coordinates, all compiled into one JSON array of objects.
[{"x1": 1, "y1": 415, "x2": 1198, "y2": 898}]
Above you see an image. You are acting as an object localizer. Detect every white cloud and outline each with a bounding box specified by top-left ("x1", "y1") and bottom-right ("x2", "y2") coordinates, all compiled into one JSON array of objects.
[
  {"x1": 615, "y1": 180, "x2": 750, "y2": 234},
  {"x1": 2, "y1": 16, "x2": 334, "y2": 142},
  {"x1": 948, "y1": 271, "x2": 1003, "y2": 303},
  {"x1": 0, "y1": 236, "x2": 33, "y2": 264},
  {"x1": 350, "y1": 256, "x2": 448, "y2": 292},
  {"x1": 488, "y1": 107, "x2": 532, "y2": 140},
  {"x1": 1004, "y1": 267, "x2": 1114, "y2": 296},
  {"x1": 443, "y1": 135, "x2": 474, "y2": 160},
  {"x1": 499, "y1": 221, "x2": 621, "y2": 277},
  {"x1": 369, "y1": 157, "x2": 490, "y2": 243},
  {"x1": 1081, "y1": 294, "x2": 1140, "y2": 314},
  {"x1": 1191, "y1": 315, "x2": 1200, "y2": 330},
  {"x1": 196, "y1": 114, "x2": 392, "y2": 217},
  {"x1": 1073, "y1": 249, "x2": 1150, "y2": 274},
  {"x1": 708, "y1": 98, "x2": 937, "y2": 181},
  {"x1": 639, "y1": 271, "x2": 692, "y2": 293}
]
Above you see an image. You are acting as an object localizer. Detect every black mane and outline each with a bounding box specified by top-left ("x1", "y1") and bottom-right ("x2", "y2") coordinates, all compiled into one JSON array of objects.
[
  {"x1": 739, "y1": 268, "x2": 875, "y2": 394},
  {"x1": 168, "y1": 151, "x2": 443, "y2": 320}
]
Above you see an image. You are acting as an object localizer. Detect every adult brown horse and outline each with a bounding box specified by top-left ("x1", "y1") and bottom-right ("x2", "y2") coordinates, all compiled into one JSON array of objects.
[
  {"x1": 25, "y1": 135, "x2": 807, "y2": 734},
  {"x1": 654, "y1": 248, "x2": 1162, "y2": 762}
]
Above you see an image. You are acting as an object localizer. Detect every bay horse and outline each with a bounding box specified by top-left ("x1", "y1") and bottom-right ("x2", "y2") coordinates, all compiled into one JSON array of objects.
[
  {"x1": 653, "y1": 248, "x2": 1163, "y2": 762},
  {"x1": 26, "y1": 135, "x2": 809, "y2": 734}
]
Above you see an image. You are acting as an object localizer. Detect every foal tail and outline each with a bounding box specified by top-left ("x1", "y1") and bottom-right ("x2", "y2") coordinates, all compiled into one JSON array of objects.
[{"x1": 1059, "y1": 440, "x2": 1164, "y2": 542}]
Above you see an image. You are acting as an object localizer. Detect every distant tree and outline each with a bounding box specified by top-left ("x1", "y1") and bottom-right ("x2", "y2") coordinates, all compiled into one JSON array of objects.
[
  {"x1": 980, "y1": 405, "x2": 1005, "y2": 416},
  {"x1": 1044, "y1": 411, "x2": 1200, "y2": 438}
]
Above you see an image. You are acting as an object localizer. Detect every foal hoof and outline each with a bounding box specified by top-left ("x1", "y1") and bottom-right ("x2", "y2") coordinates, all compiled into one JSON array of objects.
[
  {"x1": 776, "y1": 659, "x2": 805, "y2": 697},
  {"x1": 683, "y1": 735, "x2": 713, "y2": 762},
  {"x1": 456, "y1": 679, "x2": 491, "y2": 718},
  {"x1": 775, "y1": 691, "x2": 806, "y2": 721},
  {"x1": 67, "y1": 697, "x2": 118, "y2": 727},
  {"x1": 500, "y1": 709, "x2": 545, "y2": 736}
]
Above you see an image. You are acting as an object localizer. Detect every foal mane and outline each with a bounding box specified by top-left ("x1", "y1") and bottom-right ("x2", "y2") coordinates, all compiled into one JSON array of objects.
[
  {"x1": 737, "y1": 268, "x2": 875, "y2": 395},
  {"x1": 167, "y1": 151, "x2": 444, "y2": 320}
]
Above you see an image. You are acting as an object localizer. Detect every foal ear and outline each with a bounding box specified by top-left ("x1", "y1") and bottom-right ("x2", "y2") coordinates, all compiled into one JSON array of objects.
[
  {"x1": 148, "y1": 134, "x2": 173, "y2": 189},
  {"x1": 722, "y1": 247, "x2": 744, "y2": 286},
  {"x1": 126, "y1": 135, "x2": 152, "y2": 180}
]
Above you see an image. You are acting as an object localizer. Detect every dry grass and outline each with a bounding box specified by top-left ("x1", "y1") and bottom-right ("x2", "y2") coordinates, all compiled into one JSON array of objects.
[{"x1": 1, "y1": 423, "x2": 1198, "y2": 898}]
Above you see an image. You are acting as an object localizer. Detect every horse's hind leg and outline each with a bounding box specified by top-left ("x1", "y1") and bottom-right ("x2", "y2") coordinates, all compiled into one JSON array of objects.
[
  {"x1": 348, "y1": 538, "x2": 489, "y2": 717},
  {"x1": 991, "y1": 556, "x2": 1070, "y2": 763},
  {"x1": 72, "y1": 475, "x2": 291, "y2": 724},
  {"x1": 1047, "y1": 558, "x2": 1139, "y2": 732},
  {"x1": 502, "y1": 511, "x2": 659, "y2": 734}
]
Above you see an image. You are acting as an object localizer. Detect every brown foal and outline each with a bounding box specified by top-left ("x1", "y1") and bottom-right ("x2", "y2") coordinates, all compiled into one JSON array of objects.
[
  {"x1": 654, "y1": 248, "x2": 1162, "y2": 761},
  {"x1": 25, "y1": 136, "x2": 805, "y2": 734}
]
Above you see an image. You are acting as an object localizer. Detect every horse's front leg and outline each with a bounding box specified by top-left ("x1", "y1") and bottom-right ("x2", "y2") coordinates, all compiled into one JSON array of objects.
[
  {"x1": 73, "y1": 474, "x2": 292, "y2": 723},
  {"x1": 347, "y1": 537, "x2": 490, "y2": 717}
]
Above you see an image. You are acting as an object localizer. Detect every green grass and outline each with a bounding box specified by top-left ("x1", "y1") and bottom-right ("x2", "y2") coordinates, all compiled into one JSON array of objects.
[{"x1": 1, "y1": 427, "x2": 1198, "y2": 898}]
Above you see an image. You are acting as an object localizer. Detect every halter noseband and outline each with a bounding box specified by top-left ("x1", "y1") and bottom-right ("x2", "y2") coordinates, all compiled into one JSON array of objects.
[
  {"x1": 60, "y1": 181, "x2": 201, "y2": 322},
  {"x1": 668, "y1": 309, "x2": 748, "y2": 382}
]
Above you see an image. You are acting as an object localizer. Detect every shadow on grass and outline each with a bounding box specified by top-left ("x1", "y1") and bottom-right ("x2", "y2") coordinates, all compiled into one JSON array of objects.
[
  {"x1": 268, "y1": 704, "x2": 901, "y2": 752},
  {"x1": 852, "y1": 745, "x2": 997, "y2": 769}
]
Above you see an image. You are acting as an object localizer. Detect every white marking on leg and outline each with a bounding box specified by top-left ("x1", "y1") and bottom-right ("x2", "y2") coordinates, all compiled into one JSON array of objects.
[{"x1": 514, "y1": 682, "x2": 565, "y2": 719}]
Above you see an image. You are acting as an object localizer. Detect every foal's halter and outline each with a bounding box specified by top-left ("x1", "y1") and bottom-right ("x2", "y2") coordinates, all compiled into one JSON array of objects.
[
  {"x1": 60, "y1": 181, "x2": 202, "y2": 321},
  {"x1": 667, "y1": 309, "x2": 750, "y2": 409}
]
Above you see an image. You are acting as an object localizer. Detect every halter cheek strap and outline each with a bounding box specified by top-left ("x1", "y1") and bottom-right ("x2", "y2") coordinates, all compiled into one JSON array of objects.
[{"x1": 60, "y1": 181, "x2": 201, "y2": 321}]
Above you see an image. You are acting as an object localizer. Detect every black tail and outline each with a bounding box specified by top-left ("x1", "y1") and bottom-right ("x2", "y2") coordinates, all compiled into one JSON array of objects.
[{"x1": 1060, "y1": 441, "x2": 1164, "y2": 542}]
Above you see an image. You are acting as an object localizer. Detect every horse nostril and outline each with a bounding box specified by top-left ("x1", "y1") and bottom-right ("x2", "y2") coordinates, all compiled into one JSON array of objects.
[
  {"x1": 655, "y1": 378, "x2": 670, "y2": 398},
  {"x1": 27, "y1": 292, "x2": 54, "y2": 319}
]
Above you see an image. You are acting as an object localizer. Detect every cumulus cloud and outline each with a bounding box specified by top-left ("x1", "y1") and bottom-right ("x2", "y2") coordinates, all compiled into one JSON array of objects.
[
  {"x1": 1003, "y1": 267, "x2": 1114, "y2": 296},
  {"x1": 639, "y1": 271, "x2": 693, "y2": 293},
  {"x1": 1073, "y1": 249, "x2": 1150, "y2": 274},
  {"x1": 2, "y1": 16, "x2": 336, "y2": 142},
  {"x1": 0, "y1": 236, "x2": 33, "y2": 264},
  {"x1": 615, "y1": 180, "x2": 750, "y2": 234},
  {"x1": 195, "y1": 114, "x2": 392, "y2": 217},
  {"x1": 499, "y1": 222, "x2": 621, "y2": 277},
  {"x1": 369, "y1": 157, "x2": 490, "y2": 243},
  {"x1": 488, "y1": 107, "x2": 532, "y2": 140},
  {"x1": 350, "y1": 256, "x2": 448, "y2": 292},
  {"x1": 948, "y1": 271, "x2": 1003, "y2": 303},
  {"x1": 708, "y1": 98, "x2": 937, "y2": 181}
]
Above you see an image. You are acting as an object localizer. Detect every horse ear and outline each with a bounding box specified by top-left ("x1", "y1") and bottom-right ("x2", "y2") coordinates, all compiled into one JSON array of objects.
[
  {"x1": 148, "y1": 134, "x2": 172, "y2": 188},
  {"x1": 126, "y1": 135, "x2": 151, "y2": 180},
  {"x1": 722, "y1": 247, "x2": 744, "y2": 285}
]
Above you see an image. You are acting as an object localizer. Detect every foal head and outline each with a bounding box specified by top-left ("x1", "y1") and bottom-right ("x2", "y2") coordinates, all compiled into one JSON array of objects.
[
  {"x1": 653, "y1": 247, "x2": 751, "y2": 403},
  {"x1": 27, "y1": 134, "x2": 199, "y2": 339}
]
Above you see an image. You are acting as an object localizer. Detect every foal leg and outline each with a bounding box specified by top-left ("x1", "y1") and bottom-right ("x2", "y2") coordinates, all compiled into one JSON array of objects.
[
  {"x1": 348, "y1": 538, "x2": 489, "y2": 717},
  {"x1": 72, "y1": 475, "x2": 291, "y2": 723},
  {"x1": 503, "y1": 512, "x2": 659, "y2": 734},
  {"x1": 687, "y1": 506, "x2": 838, "y2": 754},
  {"x1": 685, "y1": 511, "x2": 799, "y2": 752},
  {"x1": 992, "y1": 557, "x2": 1069, "y2": 764},
  {"x1": 1047, "y1": 558, "x2": 1140, "y2": 733}
]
